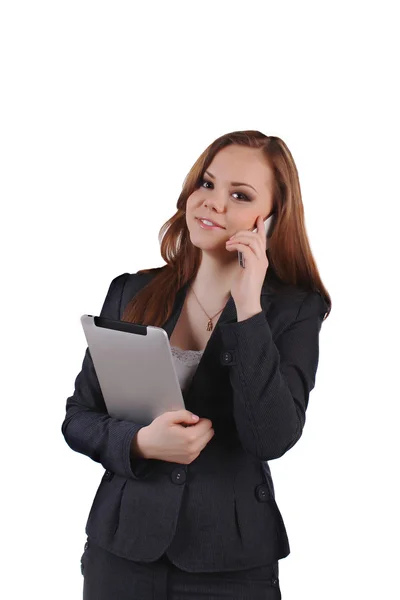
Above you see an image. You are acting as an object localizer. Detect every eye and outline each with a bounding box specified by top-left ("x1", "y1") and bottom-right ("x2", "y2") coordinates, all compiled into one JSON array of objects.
[
  {"x1": 200, "y1": 178, "x2": 213, "y2": 190},
  {"x1": 232, "y1": 191, "x2": 251, "y2": 202},
  {"x1": 199, "y1": 178, "x2": 251, "y2": 202}
]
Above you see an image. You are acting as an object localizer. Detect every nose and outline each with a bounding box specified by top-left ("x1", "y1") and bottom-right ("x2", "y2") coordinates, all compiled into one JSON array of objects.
[{"x1": 203, "y1": 192, "x2": 226, "y2": 213}]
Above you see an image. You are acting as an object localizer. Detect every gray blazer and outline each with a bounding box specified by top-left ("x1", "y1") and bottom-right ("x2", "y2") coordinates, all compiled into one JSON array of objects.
[{"x1": 61, "y1": 267, "x2": 328, "y2": 572}]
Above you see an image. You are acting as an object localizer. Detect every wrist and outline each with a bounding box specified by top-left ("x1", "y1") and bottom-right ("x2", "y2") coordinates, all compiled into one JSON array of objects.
[
  {"x1": 236, "y1": 305, "x2": 262, "y2": 322},
  {"x1": 131, "y1": 426, "x2": 151, "y2": 460}
]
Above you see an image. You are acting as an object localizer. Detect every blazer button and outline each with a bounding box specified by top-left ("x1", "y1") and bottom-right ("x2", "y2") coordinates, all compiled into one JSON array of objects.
[
  {"x1": 171, "y1": 467, "x2": 186, "y2": 485},
  {"x1": 103, "y1": 469, "x2": 114, "y2": 481},
  {"x1": 255, "y1": 484, "x2": 270, "y2": 502},
  {"x1": 221, "y1": 351, "x2": 233, "y2": 364}
]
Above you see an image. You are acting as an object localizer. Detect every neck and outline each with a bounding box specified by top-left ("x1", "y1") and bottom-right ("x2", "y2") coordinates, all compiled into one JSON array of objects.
[{"x1": 191, "y1": 252, "x2": 238, "y2": 299}]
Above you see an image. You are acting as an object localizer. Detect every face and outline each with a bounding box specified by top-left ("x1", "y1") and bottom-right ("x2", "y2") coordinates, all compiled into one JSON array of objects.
[{"x1": 186, "y1": 144, "x2": 274, "y2": 260}]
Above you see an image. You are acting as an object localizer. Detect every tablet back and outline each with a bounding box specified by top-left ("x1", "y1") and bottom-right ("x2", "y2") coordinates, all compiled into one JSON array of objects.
[{"x1": 80, "y1": 315, "x2": 185, "y2": 425}]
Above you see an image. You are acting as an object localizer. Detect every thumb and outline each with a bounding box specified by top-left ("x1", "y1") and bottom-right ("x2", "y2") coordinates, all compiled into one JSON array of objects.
[{"x1": 168, "y1": 409, "x2": 199, "y2": 424}]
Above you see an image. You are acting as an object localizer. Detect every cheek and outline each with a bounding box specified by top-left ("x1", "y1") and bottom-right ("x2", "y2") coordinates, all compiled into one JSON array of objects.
[
  {"x1": 185, "y1": 196, "x2": 198, "y2": 227},
  {"x1": 185, "y1": 194, "x2": 195, "y2": 210},
  {"x1": 187, "y1": 190, "x2": 200, "y2": 204},
  {"x1": 186, "y1": 192, "x2": 202, "y2": 216}
]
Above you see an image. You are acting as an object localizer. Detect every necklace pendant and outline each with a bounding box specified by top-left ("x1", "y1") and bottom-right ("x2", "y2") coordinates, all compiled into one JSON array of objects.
[{"x1": 207, "y1": 319, "x2": 213, "y2": 331}]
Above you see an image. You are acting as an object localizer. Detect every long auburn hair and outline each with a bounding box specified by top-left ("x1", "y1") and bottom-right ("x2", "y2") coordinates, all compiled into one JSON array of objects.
[{"x1": 121, "y1": 130, "x2": 331, "y2": 326}]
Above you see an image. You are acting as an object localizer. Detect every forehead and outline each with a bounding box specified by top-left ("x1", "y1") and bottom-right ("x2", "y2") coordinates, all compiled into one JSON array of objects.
[{"x1": 208, "y1": 145, "x2": 273, "y2": 190}]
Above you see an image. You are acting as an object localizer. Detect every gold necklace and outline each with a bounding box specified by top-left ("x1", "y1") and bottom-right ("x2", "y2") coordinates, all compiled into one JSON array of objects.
[{"x1": 190, "y1": 286, "x2": 226, "y2": 331}]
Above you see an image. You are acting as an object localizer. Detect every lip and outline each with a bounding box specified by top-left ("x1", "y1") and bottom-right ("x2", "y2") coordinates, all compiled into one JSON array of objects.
[{"x1": 196, "y1": 217, "x2": 225, "y2": 229}]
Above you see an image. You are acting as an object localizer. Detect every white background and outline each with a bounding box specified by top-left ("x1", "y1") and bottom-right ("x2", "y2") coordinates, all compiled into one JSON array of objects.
[{"x1": 1, "y1": 1, "x2": 399, "y2": 598}]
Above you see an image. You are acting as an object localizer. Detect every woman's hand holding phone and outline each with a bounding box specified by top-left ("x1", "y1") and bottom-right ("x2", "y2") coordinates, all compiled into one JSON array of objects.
[
  {"x1": 132, "y1": 410, "x2": 215, "y2": 464},
  {"x1": 225, "y1": 214, "x2": 270, "y2": 315}
]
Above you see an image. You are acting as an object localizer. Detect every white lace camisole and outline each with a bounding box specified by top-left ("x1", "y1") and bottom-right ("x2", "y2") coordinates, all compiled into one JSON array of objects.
[{"x1": 170, "y1": 345, "x2": 204, "y2": 394}]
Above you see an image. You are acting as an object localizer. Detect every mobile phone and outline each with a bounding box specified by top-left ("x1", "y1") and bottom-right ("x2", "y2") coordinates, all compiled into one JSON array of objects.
[{"x1": 238, "y1": 214, "x2": 275, "y2": 268}]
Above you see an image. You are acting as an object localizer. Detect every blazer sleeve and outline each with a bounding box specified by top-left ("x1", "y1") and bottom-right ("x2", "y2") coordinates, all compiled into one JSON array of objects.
[
  {"x1": 218, "y1": 290, "x2": 327, "y2": 461},
  {"x1": 61, "y1": 272, "x2": 152, "y2": 480}
]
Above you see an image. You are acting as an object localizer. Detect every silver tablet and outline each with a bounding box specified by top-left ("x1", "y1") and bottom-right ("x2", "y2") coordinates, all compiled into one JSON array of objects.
[{"x1": 80, "y1": 315, "x2": 185, "y2": 426}]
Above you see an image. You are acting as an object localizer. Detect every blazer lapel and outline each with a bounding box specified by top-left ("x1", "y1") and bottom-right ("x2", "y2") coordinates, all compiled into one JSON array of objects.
[{"x1": 161, "y1": 276, "x2": 273, "y2": 400}]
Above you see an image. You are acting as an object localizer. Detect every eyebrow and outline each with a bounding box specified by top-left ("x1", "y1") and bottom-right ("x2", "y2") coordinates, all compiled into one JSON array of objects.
[{"x1": 204, "y1": 170, "x2": 258, "y2": 193}]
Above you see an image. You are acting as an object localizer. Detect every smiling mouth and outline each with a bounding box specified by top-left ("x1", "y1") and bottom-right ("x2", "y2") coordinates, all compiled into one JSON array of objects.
[{"x1": 196, "y1": 217, "x2": 225, "y2": 229}]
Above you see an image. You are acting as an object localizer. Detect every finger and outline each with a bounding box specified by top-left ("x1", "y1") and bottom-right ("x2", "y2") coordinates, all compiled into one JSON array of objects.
[
  {"x1": 193, "y1": 418, "x2": 213, "y2": 432},
  {"x1": 197, "y1": 427, "x2": 215, "y2": 450},
  {"x1": 228, "y1": 232, "x2": 255, "y2": 241},
  {"x1": 225, "y1": 241, "x2": 261, "y2": 259},
  {"x1": 226, "y1": 237, "x2": 262, "y2": 251},
  {"x1": 228, "y1": 231, "x2": 266, "y2": 246},
  {"x1": 256, "y1": 215, "x2": 266, "y2": 235},
  {"x1": 169, "y1": 410, "x2": 199, "y2": 424}
]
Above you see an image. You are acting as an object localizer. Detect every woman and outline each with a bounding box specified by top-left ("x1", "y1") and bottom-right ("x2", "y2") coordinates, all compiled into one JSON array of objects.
[{"x1": 62, "y1": 130, "x2": 331, "y2": 599}]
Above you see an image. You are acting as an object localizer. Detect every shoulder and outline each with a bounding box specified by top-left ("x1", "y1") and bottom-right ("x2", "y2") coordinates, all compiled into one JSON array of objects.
[
  {"x1": 264, "y1": 267, "x2": 327, "y2": 315},
  {"x1": 270, "y1": 288, "x2": 327, "y2": 314},
  {"x1": 122, "y1": 267, "x2": 163, "y2": 296},
  {"x1": 105, "y1": 267, "x2": 164, "y2": 313},
  {"x1": 100, "y1": 268, "x2": 163, "y2": 319},
  {"x1": 263, "y1": 280, "x2": 327, "y2": 336}
]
